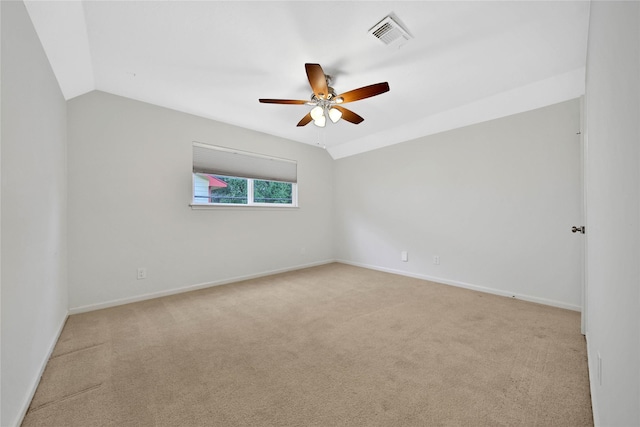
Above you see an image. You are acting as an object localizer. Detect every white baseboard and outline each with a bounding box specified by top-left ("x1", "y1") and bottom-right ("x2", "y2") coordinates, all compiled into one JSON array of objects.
[
  {"x1": 13, "y1": 312, "x2": 69, "y2": 427},
  {"x1": 23, "y1": 259, "x2": 586, "y2": 426},
  {"x1": 68, "y1": 259, "x2": 336, "y2": 315},
  {"x1": 585, "y1": 333, "x2": 600, "y2": 426},
  {"x1": 70, "y1": 258, "x2": 581, "y2": 314},
  {"x1": 336, "y1": 259, "x2": 582, "y2": 312}
]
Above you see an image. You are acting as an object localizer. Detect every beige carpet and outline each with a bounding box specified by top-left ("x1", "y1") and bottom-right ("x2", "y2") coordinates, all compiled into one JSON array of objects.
[{"x1": 23, "y1": 263, "x2": 593, "y2": 426}]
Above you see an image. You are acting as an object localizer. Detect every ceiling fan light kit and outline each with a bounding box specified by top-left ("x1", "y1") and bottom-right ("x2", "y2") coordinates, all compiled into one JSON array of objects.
[
  {"x1": 259, "y1": 63, "x2": 389, "y2": 128},
  {"x1": 310, "y1": 105, "x2": 324, "y2": 121},
  {"x1": 328, "y1": 107, "x2": 342, "y2": 123}
]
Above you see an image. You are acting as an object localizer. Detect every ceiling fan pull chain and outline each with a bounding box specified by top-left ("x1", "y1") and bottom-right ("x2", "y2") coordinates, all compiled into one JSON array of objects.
[{"x1": 316, "y1": 127, "x2": 326, "y2": 149}]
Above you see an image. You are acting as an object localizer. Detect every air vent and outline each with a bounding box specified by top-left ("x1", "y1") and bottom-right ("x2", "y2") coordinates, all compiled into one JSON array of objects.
[{"x1": 368, "y1": 15, "x2": 412, "y2": 49}]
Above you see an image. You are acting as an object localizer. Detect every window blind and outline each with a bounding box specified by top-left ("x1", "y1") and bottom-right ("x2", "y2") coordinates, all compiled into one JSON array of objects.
[{"x1": 192, "y1": 142, "x2": 297, "y2": 183}]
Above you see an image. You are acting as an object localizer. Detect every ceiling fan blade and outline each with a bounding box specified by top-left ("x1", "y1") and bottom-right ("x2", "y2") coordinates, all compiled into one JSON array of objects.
[
  {"x1": 337, "y1": 82, "x2": 390, "y2": 103},
  {"x1": 333, "y1": 106, "x2": 364, "y2": 124},
  {"x1": 259, "y1": 99, "x2": 308, "y2": 105},
  {"x1": 305, "y1": 63, "x2": 329, "y2": 99},
  {"x1": 296, "y1": 112, "x2": 313, "y2": 127}
]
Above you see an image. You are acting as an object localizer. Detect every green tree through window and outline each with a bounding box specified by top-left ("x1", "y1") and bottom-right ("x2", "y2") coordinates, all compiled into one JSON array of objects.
[
  {"x1": 210, "y1": 176, "x2": 248, "y2": 204},
  {"x1": 254, "y1": 179, "x2": 292, "y2": 204}
]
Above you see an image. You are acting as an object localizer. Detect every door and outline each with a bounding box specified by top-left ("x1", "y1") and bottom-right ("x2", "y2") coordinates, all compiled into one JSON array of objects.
[{"x1": 579, "y1": 96, "x2": 587, "y2": 335}]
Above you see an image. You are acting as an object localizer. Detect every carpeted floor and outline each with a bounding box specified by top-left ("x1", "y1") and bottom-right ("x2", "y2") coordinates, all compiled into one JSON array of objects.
[{"x1": 23, "y1": 263, "x2": 593, "y2": 426}]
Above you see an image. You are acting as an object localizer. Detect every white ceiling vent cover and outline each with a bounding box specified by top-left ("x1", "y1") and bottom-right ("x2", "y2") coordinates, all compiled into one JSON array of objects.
[{"x1": 368, "y1": 15, "x2": 413, "y2": 49}]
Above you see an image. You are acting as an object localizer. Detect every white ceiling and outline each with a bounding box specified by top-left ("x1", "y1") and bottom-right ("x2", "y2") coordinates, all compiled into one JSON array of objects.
[{"x1": 24, "y1": 1, "x2": 590, "y2": 158}]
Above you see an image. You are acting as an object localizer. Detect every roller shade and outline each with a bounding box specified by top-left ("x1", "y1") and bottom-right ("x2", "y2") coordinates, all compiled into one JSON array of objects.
[{"x1": 193, "y1": 142, "x2": 297, "y2": 183}]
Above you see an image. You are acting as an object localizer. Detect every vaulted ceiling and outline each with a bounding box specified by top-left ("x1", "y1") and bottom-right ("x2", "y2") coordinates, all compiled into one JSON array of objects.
[{"x1": 24, "y1": 1, "x2": 590, "y2": 158}]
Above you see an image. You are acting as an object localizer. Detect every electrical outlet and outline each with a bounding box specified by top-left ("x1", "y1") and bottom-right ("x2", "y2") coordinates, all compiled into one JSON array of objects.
[
  {"x1": 433, "y1": 255, "x2": 440, "y2": 265},
  {"x1": 401, "y1": 251, "x2": 408, "y2": 262},
  {"x1": 137, "y1": 268, "x2": 147, "y2": 280}
]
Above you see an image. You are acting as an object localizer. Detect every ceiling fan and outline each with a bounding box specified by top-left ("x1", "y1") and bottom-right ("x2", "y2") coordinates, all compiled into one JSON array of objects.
[{"x1": 259, "y1": 63, "x2": 390, "y2": 128}]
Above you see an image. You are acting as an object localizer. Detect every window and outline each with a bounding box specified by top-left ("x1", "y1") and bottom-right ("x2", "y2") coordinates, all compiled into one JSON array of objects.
[
  {"x1": 192, "y1": 142, "x2": 297, "y2": 207},
  {"x1": 193, "y1": 174, "x2": 295, "y2": 205},
  {"x1": 253, "y1": 179, "x2": 293, "y2": 204}
]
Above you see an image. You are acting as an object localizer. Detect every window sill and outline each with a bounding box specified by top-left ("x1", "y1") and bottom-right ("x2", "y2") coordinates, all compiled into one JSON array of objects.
[{"x1": 190, "y1": 203, "x2": 299, "y2": 210}]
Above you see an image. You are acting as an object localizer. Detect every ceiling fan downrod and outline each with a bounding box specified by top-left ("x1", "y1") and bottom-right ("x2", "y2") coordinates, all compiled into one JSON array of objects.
[{"x1": 309, "y1": 84, "x2": 344, "y2": 127}]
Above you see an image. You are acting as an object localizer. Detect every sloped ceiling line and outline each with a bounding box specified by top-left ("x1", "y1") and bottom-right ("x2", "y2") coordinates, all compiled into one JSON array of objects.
[
  {"x1": 23, "y1": 1, "x2": 590, "y2": 158},
  {"x1": 24, "y1": 0, "x2": 95, "y2": 99}
]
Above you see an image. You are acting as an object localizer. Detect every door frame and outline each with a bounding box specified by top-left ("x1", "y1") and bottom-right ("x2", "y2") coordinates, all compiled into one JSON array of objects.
[{"x1": 580, "y1": 95, "x2": 588, "y2": 336}]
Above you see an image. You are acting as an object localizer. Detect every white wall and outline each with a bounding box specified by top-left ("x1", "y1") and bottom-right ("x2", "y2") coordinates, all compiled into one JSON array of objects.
[
  {"x1": 0, "y1": 2, "x2": 68, "y2": 426},
  {"x1": 334, "y1": 99, "x2": 583, "y2": 310},
  {"x1": 67, "y1": 91, "x2": 334, "y2": 311},
  {"x1": 584, "y1": 1, "x2": 640, "y2": 425},
  {"x1": 5, "y1": 3, "x2": 638, "y2": 426}
]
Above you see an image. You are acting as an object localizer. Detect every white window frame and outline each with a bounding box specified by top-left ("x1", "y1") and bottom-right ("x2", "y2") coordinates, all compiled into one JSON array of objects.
[{"x1": 191, "y1": 174, "x2": 298, "y2": 208}]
